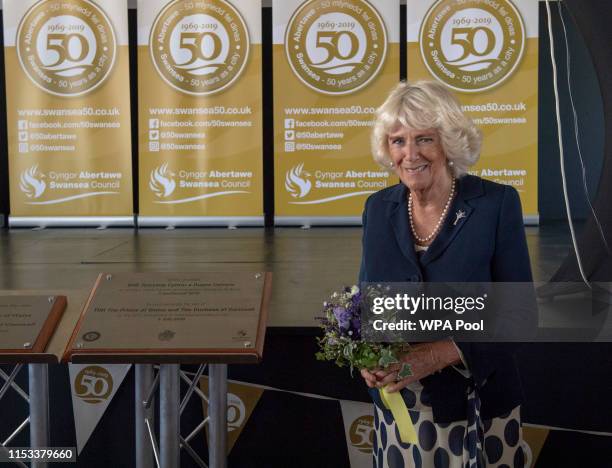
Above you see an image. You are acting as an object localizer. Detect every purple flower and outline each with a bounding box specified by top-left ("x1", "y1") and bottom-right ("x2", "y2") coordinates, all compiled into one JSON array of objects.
[
  {"x1": 351, "y1": 315, "x2": 361, "y2": 331},
  {"x1": 333, "y1": 306, "x2": 351, "y2": 330}
]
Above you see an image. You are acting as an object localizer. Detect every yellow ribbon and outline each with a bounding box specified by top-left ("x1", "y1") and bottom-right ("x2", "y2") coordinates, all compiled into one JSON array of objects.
[{"x1": 379, "y1": 386, "x2": 418, "y2": 444}]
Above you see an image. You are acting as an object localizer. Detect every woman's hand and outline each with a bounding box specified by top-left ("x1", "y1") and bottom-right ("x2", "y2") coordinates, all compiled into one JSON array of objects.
[
  {"x1": 360, "y1": 368, "x2": 379, "y2": 388},
  {"x1": 364, "y1": 340, "x2": 462, "y2": 393}
]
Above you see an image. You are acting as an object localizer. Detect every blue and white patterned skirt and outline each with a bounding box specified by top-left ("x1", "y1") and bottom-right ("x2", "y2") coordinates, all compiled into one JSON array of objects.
[{"x1": 372, "y1": 380, "x2": 527, "y2": 468}]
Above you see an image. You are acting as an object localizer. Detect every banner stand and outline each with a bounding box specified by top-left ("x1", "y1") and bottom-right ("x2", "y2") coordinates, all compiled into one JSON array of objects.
[
  {"x1": 9, "y1": 217, "x2": 134, "y2": 229},
  {"x1": 407, "y1": 0, "x2": 539, "y2": 222},
  {"x1": 137, "y1": 0, "x2": 264, "y2": 224},
  {"x1": 137, "y1": 217, "x2": 264, "y2": 228},
  {"x1": 3, "y1": 0, "x2": 134, "y2": 225},
  {"x1": 272, "y1": 0, "x2": 400, "y2": 225}
]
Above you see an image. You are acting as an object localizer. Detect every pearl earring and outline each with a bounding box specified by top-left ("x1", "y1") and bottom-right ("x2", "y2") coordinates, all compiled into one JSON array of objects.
[
  {"x1": 448, "y1": 160, "x2": 454, "y2": 167},
  {"x1": 389, "y1": 161, "x2": 394, "y2": 167}
]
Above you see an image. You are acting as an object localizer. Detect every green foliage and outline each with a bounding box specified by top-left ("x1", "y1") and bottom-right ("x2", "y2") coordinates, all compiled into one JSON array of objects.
[{"x1": 315, "y1": 285, "x2": 409, "y2": 376}]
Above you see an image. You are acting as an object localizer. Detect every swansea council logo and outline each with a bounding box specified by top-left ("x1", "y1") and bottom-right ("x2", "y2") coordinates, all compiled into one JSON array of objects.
[
  {"x1": 19, "y1": 165, "x2": 46, "y2": 199},
  {"x1": 285, "y1": 0, "x2": 387, "y2": 95},
  {"x1": 150, "y1": 0, "x2": 250, "y2": 96},
  {"x1": 17, "y1": 0, "x2": 117, "y2": 97},
  {"x1": 420, "y1": 0, "x2": 525, "y2": 92},
  {"x1": 285, "y1": 163, "x2": 311, "y2": 199},
  {"x1": 149, "y1": 163, "x2": 176, "y2": 198}
]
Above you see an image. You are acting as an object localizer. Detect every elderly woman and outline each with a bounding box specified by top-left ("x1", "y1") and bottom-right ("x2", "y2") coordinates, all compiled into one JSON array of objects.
[{"x1": 359, "y1": 81, "x2": 531, "y2": 467}]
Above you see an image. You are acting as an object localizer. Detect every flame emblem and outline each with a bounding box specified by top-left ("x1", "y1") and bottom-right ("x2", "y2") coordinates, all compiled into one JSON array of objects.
[
  {"x1": 19, "y1": 165, "x2": 46, "y2": 198},
  {"x1": 149, "y1": 163, "x2": 176, "y2": 198},
  {"x1": 285, "y1": 163, "x2": 311, "y2": 199}
]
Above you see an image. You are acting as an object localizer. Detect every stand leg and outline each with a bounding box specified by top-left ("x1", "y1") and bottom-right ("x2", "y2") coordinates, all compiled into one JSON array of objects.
[
  {"x1": 28, "y1": 364, "x2": 48, "y2": 468},
  {"x1": 208, "y1": 364, "x2": 227, "y2": 468},
  {"x1": 159, "y1": 364, "x2": 180, "y2": 468},
  {"x1": 135, "y1": 365, "x2": 155, "y2": 468}
]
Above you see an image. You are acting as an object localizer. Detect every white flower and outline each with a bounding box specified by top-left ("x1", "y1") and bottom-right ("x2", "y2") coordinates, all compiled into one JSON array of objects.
[{"x1": 350, "y1": 285, "x2": 359, "y2": 295}]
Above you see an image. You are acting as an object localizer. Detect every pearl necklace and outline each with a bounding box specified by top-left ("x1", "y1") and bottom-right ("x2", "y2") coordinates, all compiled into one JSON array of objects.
[{"x1": 408, "y1": 178, "x2": 456, "y2": 244}]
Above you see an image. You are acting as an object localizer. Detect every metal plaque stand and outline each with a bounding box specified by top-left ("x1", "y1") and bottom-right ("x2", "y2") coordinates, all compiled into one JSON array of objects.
[
  {"x1": 0, "y1": 363, "x2": 50, "y2": 468},
  {"x1": 0, "y1": 293, "x2": 67, "y2": 468},
  {"x1": 64, "y1": 272, "x2": 271, "y2": 468},
  {"x1": 135, "y1": 364, "x2": 155, "y2": 468},
  {"x1": 134, "y1": 363, "x2": 228, "y2": 468}
]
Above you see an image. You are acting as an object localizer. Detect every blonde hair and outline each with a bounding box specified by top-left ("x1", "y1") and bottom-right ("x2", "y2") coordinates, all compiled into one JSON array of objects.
[{"x1": 371, "y1": 81, "x2": 482, "y2": 177}]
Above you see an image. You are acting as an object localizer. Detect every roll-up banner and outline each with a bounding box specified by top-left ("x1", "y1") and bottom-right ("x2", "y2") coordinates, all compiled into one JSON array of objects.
[
  {"x1": 407, "y1": 0, "x2": 539, "y2": 223},
  {"x1": 3, "y1": 0, "x2": 133, "y2": 227},
  {"x1": 273, "y1": 0, "x2": 399, "y2": 226},
  {"x1": 137, "y1": 0, "x2": 263, "y2": 227}
]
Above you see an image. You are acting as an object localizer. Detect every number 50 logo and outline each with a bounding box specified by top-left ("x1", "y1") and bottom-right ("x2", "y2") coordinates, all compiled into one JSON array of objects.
[
  {"x1": 150, "y1": 0, "x2": 250, "y2": 96},
  {"x1": 285, "y1": 0, "x2": 387, "y2": 95},
  {"x1": 17, "y1": 0, "x2": 116, "y2": 97},
  {"x1": 420, "y1": 0, "x2": 525, "y2": 93},
  {"x1": 73, "y1": 366, "x2": 114, "y2": 404},
  {"x1": 348, "y1": 415, "x2": 374, "y2": 453}
]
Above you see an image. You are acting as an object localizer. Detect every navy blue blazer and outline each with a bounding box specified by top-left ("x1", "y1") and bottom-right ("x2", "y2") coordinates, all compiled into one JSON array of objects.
[{"x1": 359, "y1": 175, "x2": 533, "y2": 422}]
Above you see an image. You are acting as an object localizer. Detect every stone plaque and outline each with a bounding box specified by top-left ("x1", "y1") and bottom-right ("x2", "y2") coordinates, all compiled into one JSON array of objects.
[
  {"x1": 0, "y1": 295, "x2": 67, "y2": 353},
  {"x1": 67, "y1": 272, "x2": 269, "y2": 356}
]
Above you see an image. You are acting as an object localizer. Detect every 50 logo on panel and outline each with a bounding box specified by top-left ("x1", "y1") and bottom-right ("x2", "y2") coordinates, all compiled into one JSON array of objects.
[
  {"x1": 17, "y1": 0, "x2": 117, "y2": 97},
  {"x1": 420, "y1": 0, "x2": 525, "y2": 92},
  {"x1": 285, "y1": 0, "x2": 387, "y2": 95},
  {"x1": 150, "y1": 0, "x2": 250, "y2": 96},
  {"x1": 73, "y1": 366, "x2": 113, "y2": 404}
]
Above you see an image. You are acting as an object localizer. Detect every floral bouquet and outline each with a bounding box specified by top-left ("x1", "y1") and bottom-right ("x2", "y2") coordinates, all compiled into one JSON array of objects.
[
  {"x1": 315, "y1": 285, "x2": 418, "y2": 444},
  {"x1": 315, "y1": 285, "x2": 407, "y2": 374}
]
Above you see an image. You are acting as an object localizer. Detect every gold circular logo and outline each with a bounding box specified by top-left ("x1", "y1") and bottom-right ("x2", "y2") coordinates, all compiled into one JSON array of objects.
[
  {"x1": 420, "y1": 0, "x2": 525, "y2": 92},
  {"x1": 285, "y1": 0, "x2": 387, "y2": 95},
  {"x1": 150, "y1": 0, "x2": 250, "y2": 96},
  {"x1": 227, "y1": 393, "x2": 246, "y2": 432},
  {"x1": 348, "y1": 415, "x2": 374, "y2": 453},
  {"x1": 17, "y1": 0, "x2": 117, "y2": 97},
  {"x1": 73, "y1": 366, "x2": 114, "y2": 404}
]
